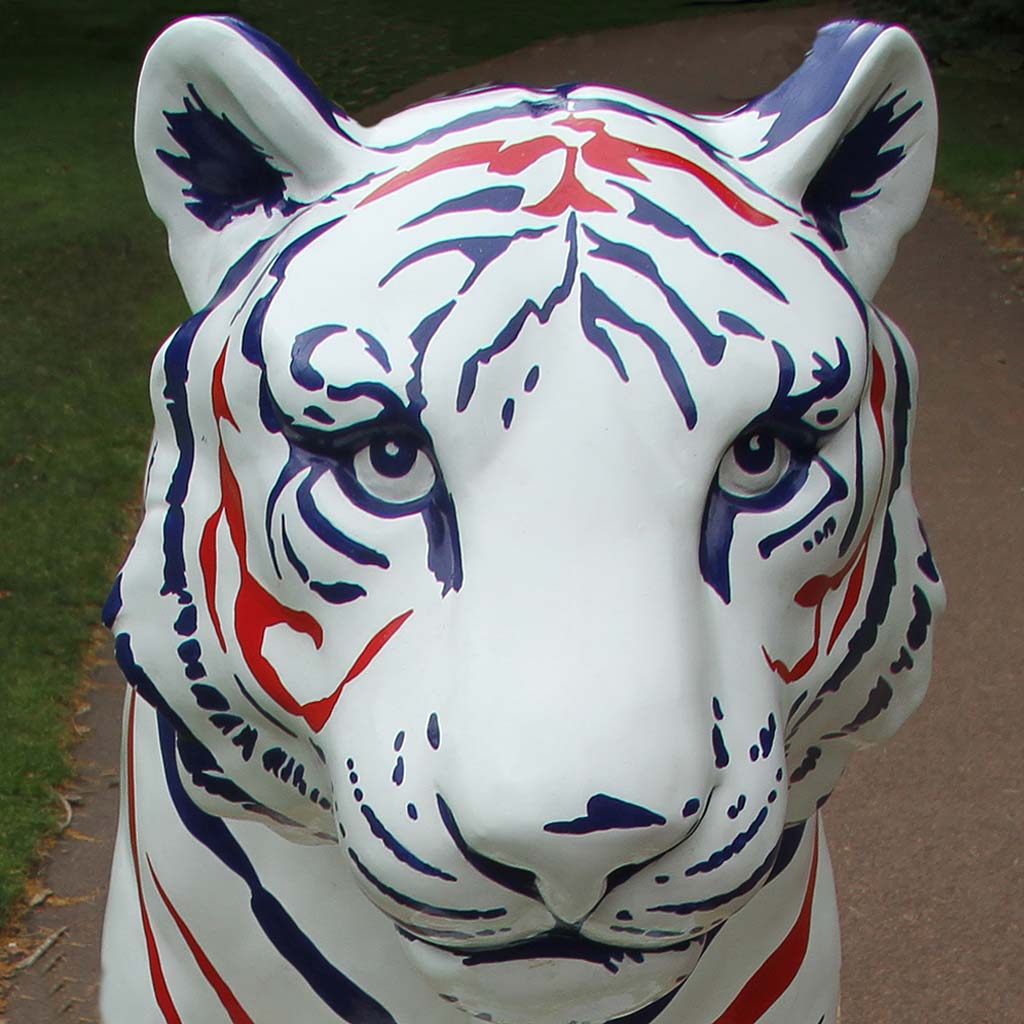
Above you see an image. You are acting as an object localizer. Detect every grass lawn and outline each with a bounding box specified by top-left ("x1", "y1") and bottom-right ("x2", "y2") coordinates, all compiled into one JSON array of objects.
[
  {"x1": 0, "y1": 0, "x2": 1018, "y2": 929},
  {"x1": 934, "y1": 63, "x2": 1024, "y2": 247},
  {"x1": 0, "y1": 51, "x2": 190, "y2": 919}
]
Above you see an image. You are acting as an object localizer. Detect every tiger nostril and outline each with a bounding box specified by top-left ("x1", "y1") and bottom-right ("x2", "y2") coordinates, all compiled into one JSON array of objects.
[
  {"x1": 600, "y1": 791, "x2": 716, "y2": 893},
  {"x1": 542, "y1": 793, "x2": 668, "y2": 835},
  {"x1": 437, "y1": 789, "x2": 712, "y2": 927}
]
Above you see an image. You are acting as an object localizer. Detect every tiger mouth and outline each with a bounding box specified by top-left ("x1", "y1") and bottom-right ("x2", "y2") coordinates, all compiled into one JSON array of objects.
[{"x1": 400, "y1": 923, "x2": 710, "y2": 973}]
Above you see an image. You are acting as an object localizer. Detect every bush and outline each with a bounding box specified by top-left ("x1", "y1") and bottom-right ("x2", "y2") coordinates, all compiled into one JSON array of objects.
[{"x1": 856, "y1": 0, "x2": 1024, "y2": 66}]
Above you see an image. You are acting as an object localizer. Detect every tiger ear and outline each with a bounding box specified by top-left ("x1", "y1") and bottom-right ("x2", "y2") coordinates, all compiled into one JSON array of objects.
[
  {"x1": 709, "y1": 21, "x2": 937, "y2": 298},
  {"x1": 135, "y1": 17, "x2": 370, "y2": 310}
]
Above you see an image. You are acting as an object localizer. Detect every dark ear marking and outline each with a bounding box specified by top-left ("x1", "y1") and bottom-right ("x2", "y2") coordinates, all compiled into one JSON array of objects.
[
  {"x1": 215, "y1": 17, "x2": 347, "y2": 134},
  {"x1": 707, "y1": 21, "x2": 936, "y2": 296},
  {"x1": 136, "y1": 16, "x2": 368, "y2": 309},
  {"x1": 738, "y1": 21, "x2": 886, "y2": 159},
  {"x1": 802, "y1": 89, "x2": 923, "y2": 251},
  {"x1": 158, "y1": 85, "x2": 304, "y2": 231}
]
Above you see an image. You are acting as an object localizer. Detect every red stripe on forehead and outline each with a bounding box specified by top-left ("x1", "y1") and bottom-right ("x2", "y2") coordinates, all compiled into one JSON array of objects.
[
  {"x1": 359, "y1": 114, "x2": 777, "y2": 227},
  {"x1": 359, "y1": 140, "x2": 505, "y2": 206},
  {"x1": 560, "y1": 115, "x2": 778, "y2": 227},
  {"x1": 523, "y1": 148, "x2": 614, "y2": 216}
]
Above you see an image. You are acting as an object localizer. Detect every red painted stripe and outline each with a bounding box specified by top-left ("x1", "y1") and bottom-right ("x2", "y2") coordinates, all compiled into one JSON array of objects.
[
  {"x1": 792, "y1": 347, "x2": 891, "y2": 663},
  {"x1": 763, "y1": 533, "x2": 869, "y2": 684},
  {"x1": 557, "y1": 115, "x2": 777, "y2": 227},
  {"x1": 488, "y1": 135, "x2": 567, "y2": 175},
  {"x1": 767, "y1": 345, "x2": 894, "y2": 679},
  {"x1": 199, "y1": 340, "x2": 415, "y2": 732},
  {"x1": 126, "y1": 690, "x2": 184, "y2": 1024},
  {"x1": 626, "y1": 145, "x2": 777, "y2": 227},
  {"x1": 358, "y1": 141, "x2": 504, "y2": 206},
  {"x1": 868, "y1": 347, "x2": 887, "y2": 452},
  {"x1": 818, "y1": 347, "x2": 889, "y2": 657},
  {"x1": 360, "y1": 115, "x2": 776, "y2": 227},
  {"x1": 342, "y1": 607, "x2": 414, "y2": 686},
  {"x1": 712, "y1": 825, "x2": 820, "y2": 1024},
  {"x1": 300, "y1": 609, "x2": 414, "y2": 732},
  {"x1": 826, "y1": 542, "x2": 869, "y2": 655},
  {"x1": 210, "y1": 344, "x2": 239, "y2": 429},
  {"x1": 761, "y1": 601, "x2": 824, "y2": 685},
  {"x1": 199, "y1": 506, "x2": 225, "y2": 651},
  {"x1": 200, "y1": 344, "x2": 240, "y2": 651},
  {"x1": 524, "y1": 147, "x2": 615, "y2": 216},
  {"x1": 148, "y1": 857, "x2": 256, "y2": 1024}
]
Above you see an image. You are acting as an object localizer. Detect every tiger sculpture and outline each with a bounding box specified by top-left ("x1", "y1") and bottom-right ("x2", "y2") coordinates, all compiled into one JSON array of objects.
[{"x1": 101, "y1": 15, "x2": 944, "y2": 1024}]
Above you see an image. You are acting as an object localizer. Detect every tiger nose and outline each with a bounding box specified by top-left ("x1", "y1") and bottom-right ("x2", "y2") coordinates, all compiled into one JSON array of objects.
[
  {"x1": 431, "y1": 516, "x2": 716, "y2": 920},
  {"x1": 432, "y1": 653, "x2": 713, "y2": 920},
  {"x1": 436, "y1": 783, "x2": 703, "y2": 924}
]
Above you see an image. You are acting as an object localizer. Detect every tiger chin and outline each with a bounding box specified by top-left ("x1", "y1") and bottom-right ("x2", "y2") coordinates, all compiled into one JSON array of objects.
[{"x1": 100, "y1": 16, "x2": 943, "y2": 1024}]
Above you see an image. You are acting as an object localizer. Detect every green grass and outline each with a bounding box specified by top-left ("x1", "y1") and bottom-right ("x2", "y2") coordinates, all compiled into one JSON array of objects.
[
  {"x1": 934, "y1": 63, "x2": 1024, "y2": 240},
  {"x1": 0, "y1": 0, "x2": 1017, "y2": 929},
  {"x1": 0, "y1": 53, "x2": 191, "y2": 918}
]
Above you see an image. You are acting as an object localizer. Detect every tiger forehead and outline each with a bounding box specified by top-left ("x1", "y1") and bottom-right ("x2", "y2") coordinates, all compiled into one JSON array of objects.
[
  {"x1": 254, "y1": 93, "x2": 870, "y2": 434},
  {"x1": 259, "y1": 201, "x2": 867, "y2": 432}
]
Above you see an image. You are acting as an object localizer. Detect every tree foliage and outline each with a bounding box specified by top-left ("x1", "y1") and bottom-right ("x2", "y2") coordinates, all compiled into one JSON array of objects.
[{"x1": 856, "y1": 0, "x2": 1024, "y2": 67}]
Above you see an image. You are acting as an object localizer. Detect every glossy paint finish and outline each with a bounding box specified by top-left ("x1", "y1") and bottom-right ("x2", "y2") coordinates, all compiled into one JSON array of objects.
[{"x1": 101, "y1": 17, "x2": 942, "y2": 1024}]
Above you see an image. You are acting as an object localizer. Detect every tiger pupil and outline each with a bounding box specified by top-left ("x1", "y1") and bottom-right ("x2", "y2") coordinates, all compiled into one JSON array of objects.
[
  {"x1": 369, "y1": 436, "x2": 418, "y2": 478},
  {"x1": 735, "y1": 432, "x2": 776, "y2": 475}
]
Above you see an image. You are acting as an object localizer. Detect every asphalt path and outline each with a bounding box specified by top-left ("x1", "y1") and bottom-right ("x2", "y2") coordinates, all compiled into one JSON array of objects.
[{"x1": 2, "y1": 4, "x2": 1020, "y2": 1021}]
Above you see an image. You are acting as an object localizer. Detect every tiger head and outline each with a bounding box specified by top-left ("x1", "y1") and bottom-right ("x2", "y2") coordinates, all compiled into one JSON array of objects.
[{"x1": 110, "y1": 17, "x2": 943, "y2": 1024}]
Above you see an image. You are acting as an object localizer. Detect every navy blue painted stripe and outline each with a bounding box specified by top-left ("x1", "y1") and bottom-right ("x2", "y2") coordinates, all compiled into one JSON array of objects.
[
  {"x1": 684, "y1": 806, "x2": 770, "y2": 876},
  {"x1": 545, "y1": 794, "x2": 666, "y2": 835},
  {"x1": 348, "y1": 849, "x2": 504, "y2": 920},
  {"x1": 219, "y1": 18, "x2": 354, "y2": 138},
  {"x1": 457, "y1": 216, "x2": 578, "y2": 412},
  {"x1": 739, "y1": 21, "x2": 886, "y2": 158},
  {"x1": 721, "y1": 252, "x2": 787, "y2": 303},
  {"x1": 839, "y1": 409, "x2": 865, "y2": 558},
  {"x1": 647, "y1": 829, "x2": 788, "y2": 915},
  {"x1": 401, "y1": 186, "x2": 526, "y2": 228},
  {"x1": 793, "y1": 233, "x2": 867, "y2": 328},
  {"x1": 437, "y1": 795, "x2": 538, "y2": 899},
  {"x1": 883, "y1": 318, "x2": 912, "y2": 503},
  {"x1": 155, "y1": 713, "x2": 398, "y2": 1023},
  {"x1": 360, "y1": 805, "x2": 456, "y2": 881},
  {"x1": 160, "y1": 311, "x2": 208, "y2": 599},
  {"x1": 584, "y1": 226, "x2": 726, "y2": 365},
  {"x1": 579, "y1": 273, "x2": 697, "y2": 428}
]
